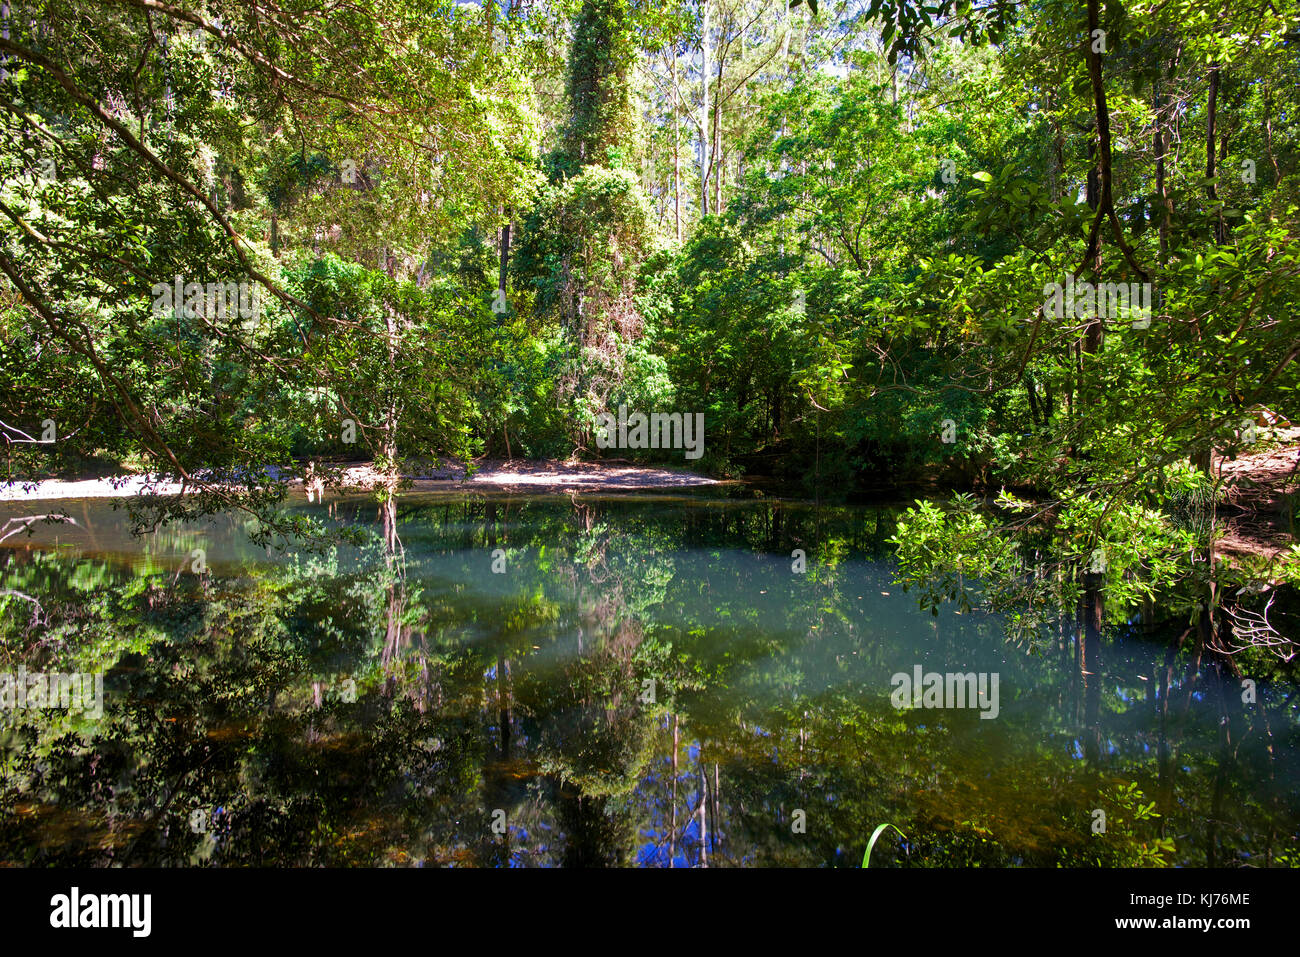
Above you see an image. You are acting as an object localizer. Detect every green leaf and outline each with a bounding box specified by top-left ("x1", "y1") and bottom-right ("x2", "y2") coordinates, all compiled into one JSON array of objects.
[{"x1": 862, "y1": 822, "x2": 908, "y2": 867}]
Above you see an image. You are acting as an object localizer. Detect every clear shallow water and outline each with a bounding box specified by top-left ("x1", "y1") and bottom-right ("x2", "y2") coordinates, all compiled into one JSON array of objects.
[{"x1": 0, "y1": 491, "x2": 1296, "y2": 866}]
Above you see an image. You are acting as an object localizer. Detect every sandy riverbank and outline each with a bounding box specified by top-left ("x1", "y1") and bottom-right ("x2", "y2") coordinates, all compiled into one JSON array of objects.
[{"x1": 0, "y1": 459, "x2": 724, "y2": 502}]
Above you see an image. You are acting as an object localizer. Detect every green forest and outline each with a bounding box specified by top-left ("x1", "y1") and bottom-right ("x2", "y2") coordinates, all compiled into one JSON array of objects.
[
  {"x1": 0, "y1": 0, "x2": 1298, "y2": 871},
  {"x1": 4, "y1": 0, "x2": 1300, "y2": 566}
]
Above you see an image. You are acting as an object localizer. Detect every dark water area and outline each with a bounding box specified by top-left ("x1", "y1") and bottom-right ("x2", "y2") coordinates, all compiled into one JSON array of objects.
[{"x1": 0, "y1": 491, "x2": 1296, "y2": 866}]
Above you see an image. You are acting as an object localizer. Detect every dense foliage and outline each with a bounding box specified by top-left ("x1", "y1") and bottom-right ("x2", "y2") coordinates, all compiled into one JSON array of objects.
[{"x1": 2, "y1": 0, "x2": 1298, "y2": 633}]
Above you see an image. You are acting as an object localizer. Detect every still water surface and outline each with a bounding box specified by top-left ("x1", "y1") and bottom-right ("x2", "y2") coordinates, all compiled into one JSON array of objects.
[{"x1": 1, "y1": 491, "x2": 1296, "y2": 866}]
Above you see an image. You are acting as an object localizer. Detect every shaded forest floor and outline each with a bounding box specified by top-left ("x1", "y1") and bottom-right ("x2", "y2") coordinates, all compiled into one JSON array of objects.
[{"x1": 1212, "y1": 429, "x2": 1300, "y2": 562}]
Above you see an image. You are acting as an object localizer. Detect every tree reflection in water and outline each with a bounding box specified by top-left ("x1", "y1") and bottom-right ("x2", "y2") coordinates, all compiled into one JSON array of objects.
[{"x1": 0, "y1": 493, "x2": 1296, "y2": 866}]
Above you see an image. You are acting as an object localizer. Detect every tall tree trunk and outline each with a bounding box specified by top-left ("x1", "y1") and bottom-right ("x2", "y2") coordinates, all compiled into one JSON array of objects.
[
  {"x1": 699, "y1": 0, "x2": 710, "y2": 217},
  {"x1": 1047, "y1": 92, "x2": 1064, "y2": 204},
  {"x1": 712, "y1": 47, "x2": 723, "y2": 215},
  {"x1": 671, "y1": 52, "x2": 682, "y2": 243},
  {"x1": 1206, "y1": 64, "x2": 1223, "y2": 245},
  {"x1": 0, "y1": 3, "x2": 8, "y2": 76},
  {"x1": 1081, "y1": 0, "x2": 1149, "y2": 283},
  {"x1": 1190, "y1": 64, "x2": 1223, "y2": 474},
  {"x1": 379, "y1": 249, "x2": 400, "y2": 556},
  {"x1": 1264, "y1": 81, "x2": 1280, "y2": 181},
  {"x1": 1079, "y1": 128, "x2": 1102, "y2": 402},
  {"x1": 783, "y1": 0, "x2": 791, "y2": 73},
  {"x1": 498, "y1": 210, "x2": 512, "y2": 303}
]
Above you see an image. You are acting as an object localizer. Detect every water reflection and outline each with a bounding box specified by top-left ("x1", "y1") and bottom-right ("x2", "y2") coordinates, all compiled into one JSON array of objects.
[{"x1": 0, "y1": 493, "x2": 1296, "y2": 866}]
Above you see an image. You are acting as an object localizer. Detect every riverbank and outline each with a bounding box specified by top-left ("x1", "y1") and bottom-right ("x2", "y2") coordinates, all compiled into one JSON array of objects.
[
  {"x1": 0, "y1": 459, "x2": 726, "y2": 502},
  {"x1": 1212, "y1": 435, "x2": 1299, "y2": 562}
]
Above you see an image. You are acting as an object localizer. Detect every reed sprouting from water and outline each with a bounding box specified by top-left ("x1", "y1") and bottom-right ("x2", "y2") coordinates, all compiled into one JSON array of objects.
[{"x1": 862, "y1": 823, "x2": 909, "y2": 868}]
